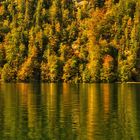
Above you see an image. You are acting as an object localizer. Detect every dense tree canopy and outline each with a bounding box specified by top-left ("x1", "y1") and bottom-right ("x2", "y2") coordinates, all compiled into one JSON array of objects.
[{"x1": 0, "y1": 0, "x2": 140, "y2": 82}]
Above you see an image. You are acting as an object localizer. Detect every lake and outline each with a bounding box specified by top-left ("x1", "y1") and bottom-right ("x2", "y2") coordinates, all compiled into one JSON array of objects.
[{"x1": 0, "y1": 83, "x2": 140, "y2": 140}]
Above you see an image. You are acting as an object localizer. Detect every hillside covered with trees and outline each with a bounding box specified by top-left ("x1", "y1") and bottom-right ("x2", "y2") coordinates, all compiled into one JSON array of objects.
[{"x1": 0, "y1": 0, "x2": 140, "y2": 82}]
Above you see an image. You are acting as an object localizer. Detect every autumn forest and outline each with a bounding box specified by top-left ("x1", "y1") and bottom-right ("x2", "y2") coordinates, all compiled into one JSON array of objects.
[{"x1": 0, "y1": 0, "x2": 140, "y2": 82}]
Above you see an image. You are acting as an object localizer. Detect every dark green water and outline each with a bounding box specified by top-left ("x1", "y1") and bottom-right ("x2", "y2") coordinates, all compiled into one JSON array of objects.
[{"x1": 0, "y1": 83, "x2": 140, "y2": 140}]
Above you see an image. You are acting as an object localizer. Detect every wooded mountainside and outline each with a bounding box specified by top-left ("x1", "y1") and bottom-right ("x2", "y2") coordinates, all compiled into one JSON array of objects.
[{"x1": 0, "y1": 0, "x2": 140, "y2": 82}]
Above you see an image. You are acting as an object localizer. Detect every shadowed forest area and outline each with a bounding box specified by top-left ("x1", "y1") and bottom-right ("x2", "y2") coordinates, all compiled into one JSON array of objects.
[{"x1": 0, "y1": 0, "x2": 140, "y2": 82}]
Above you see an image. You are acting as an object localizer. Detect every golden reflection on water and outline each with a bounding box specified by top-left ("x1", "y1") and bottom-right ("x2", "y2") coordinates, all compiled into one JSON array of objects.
[
  {"x1": 86, "y1": 84, "x2": 98, "y2": 140},
  {"x1": 0, "y1": 83, "x2": 140, "y2": 140},
  {"x1": 117, "y1": 84, "x2": 139, "y2": 140},
  {"x1": 102, "y1": 84, "x2": 110, "y2": 119}
]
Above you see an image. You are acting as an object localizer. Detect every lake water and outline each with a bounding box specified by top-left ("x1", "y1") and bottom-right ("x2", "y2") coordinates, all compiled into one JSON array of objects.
[{"x1": 0, "y1": 83, "x2": 140, "y2": 140}]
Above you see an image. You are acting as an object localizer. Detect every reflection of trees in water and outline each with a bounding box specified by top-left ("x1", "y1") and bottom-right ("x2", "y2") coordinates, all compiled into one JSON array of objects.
[
  {"x1": 86, "y1": 84, "x2": 103, "y2": 140},
  {"x1": 117, "y1": 84, "x2": 140, "y2": 140},
  {"x1": 1, "y1": 83, "x2": 140, "y2": 139}
]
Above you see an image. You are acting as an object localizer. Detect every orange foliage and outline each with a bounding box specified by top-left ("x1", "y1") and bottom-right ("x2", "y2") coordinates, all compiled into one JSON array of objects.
[
  {"x1": 103, "y1": 55, "x2": 114, "y2": 68},
  {"x1": 0, "y1": 4, "x2": 3, "y2": 13}
]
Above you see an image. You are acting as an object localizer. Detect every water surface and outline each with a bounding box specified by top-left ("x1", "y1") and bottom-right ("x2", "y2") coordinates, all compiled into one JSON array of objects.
[{"x1": 0, "y1": 83, "x2": 140, "y2": 140}]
